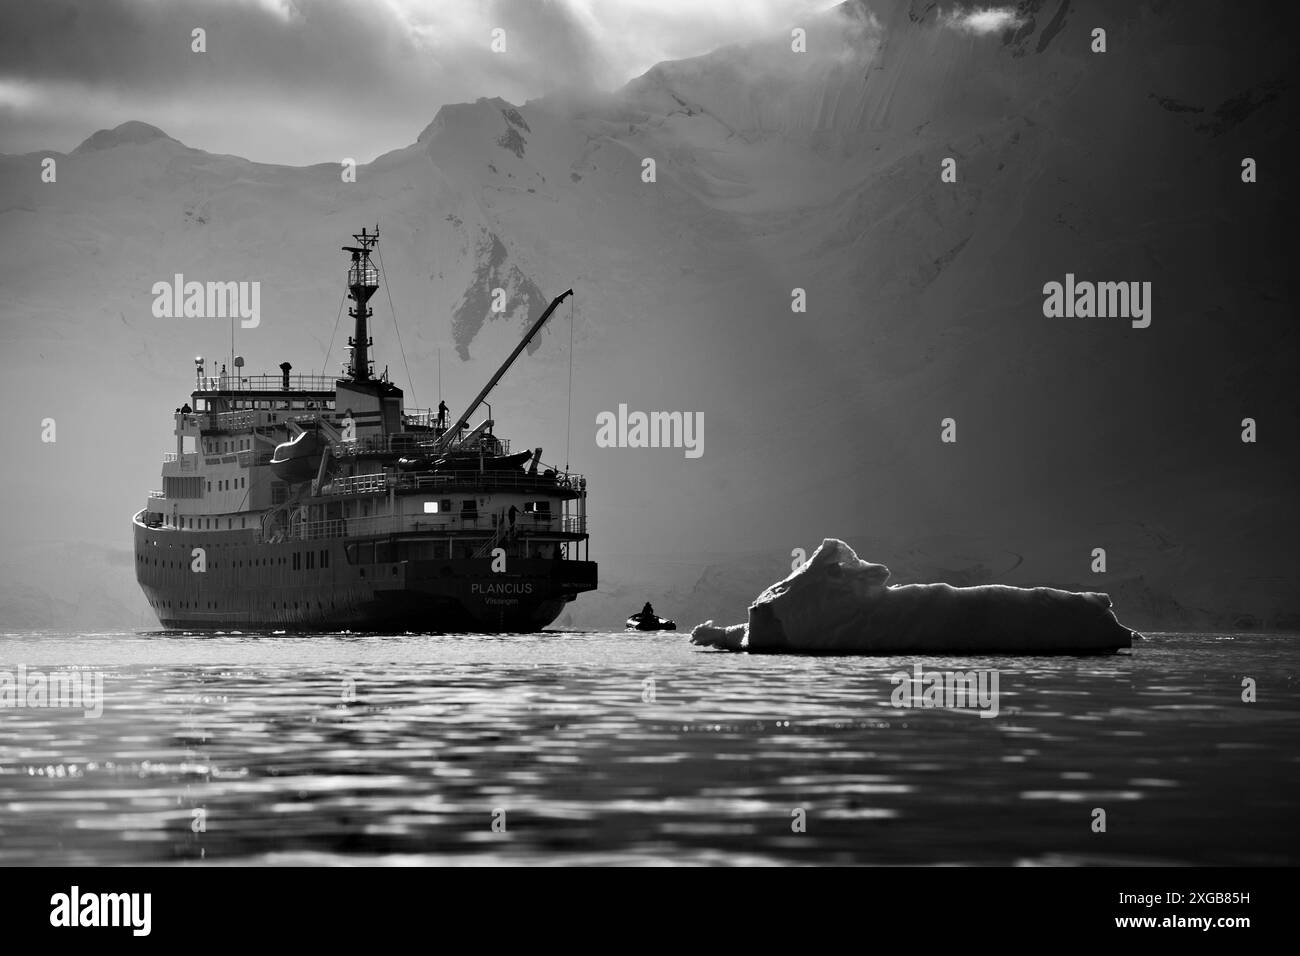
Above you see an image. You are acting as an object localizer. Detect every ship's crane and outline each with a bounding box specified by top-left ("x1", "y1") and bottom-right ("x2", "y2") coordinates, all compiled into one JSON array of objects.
[{"x1": 435, "y1": 288, "x2": 573, "y2": 452}]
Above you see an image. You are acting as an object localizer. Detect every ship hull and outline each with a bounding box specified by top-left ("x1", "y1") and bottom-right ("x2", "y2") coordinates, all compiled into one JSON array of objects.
[{"x1": 135, "y1": 517, "x2": 596, "y2": 633}]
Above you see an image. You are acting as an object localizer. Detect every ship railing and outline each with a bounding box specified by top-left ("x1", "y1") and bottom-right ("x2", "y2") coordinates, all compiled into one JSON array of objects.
[
  {"x1": 466, "y1": 514, "x2": 588, "y2": 537},
  {"x1": 395, "y1": 410, "x2": 491, "y2": 439},
  {"x1": 212, "y1": 410, "x2": 257, "y2": 431},
  {"x1": 162, "y1": 452, "x2": 201, "y2": 471},
  {"x1": 162, "y1": 444, "x2": 271, "y2": 469},
  {"x1": 323, "y1": 473, "x2": 390, "y2": 496},
  {"x1": 287, "y1": 411, "x2": 342, "y2": 424},
  {"x1": 438, "y1": 434, "x2": 510, "y2": 457},
  {"x1": 279, "y1": 513, "x2": 587, "y2": 543},
  {"x1": 199, "y1": 450, "x2": 272, "y2": 468},
  {"x1": 195, "y1": 373, "x2": 339, "y2": 393},
  {"x1": 330, "y1": 434, "x2": 511, "y2": 458},
  {"x1": 472, "y1": 522, "x2": 511, "y2": 558},
  {"x1": 401, "y1": 469, "x2": 582, "y2": 493},
  {"x1": 480, "y1": 514, "x2": 588, "y2": 537},
  {"x1": 492, "y1": 513, "x2": 584, "y2": 533},
  {"x1": 558, "y1": 515, "x2": 586, "y2": 534},
  {"x1": 348, "y1": 262, "x2": 379, "y2": 287},
  {"x1": 321, "y1": 469, "x2": 585, "y2": 497},
  {"x1": 222, "y1": 410, "x2": 257, "y2": 429},
  {"x1": 332, "y1": 435, "x2": 424, "y2": 457},
  {"x1": 486, "y1": 514, "x2": 589, "y2": 535},
  {"x1": 283, "y1": 515, "x2": 400, "y2": 541},
  {"x1": 454, "y1": 437, "x2": 510, "y2": 456},
  {"x1": 183, "y1": 407, "x2": 339, "y2": 434},
  {"x1": 401, "y1": 469, "x2": 579, "y2": 493},
  {"x1": 401, "y1": 408, "x2": 441, "y2": 428},
  {"x1": 181, "y1": 410, "x2": 255, "y2": 433}
]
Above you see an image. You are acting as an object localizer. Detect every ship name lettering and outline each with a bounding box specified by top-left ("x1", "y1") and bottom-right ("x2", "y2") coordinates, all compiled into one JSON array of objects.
[{"x1": 472, "y1": 582, "x2": 534, "y2": 595}]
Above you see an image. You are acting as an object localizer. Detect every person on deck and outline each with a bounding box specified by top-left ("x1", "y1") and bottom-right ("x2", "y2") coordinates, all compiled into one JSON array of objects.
[
  {"x1": 640, "y1": 602, "x2": 655, "y2": 621},
  {"x1": 437, "y1": 400, "x2": 448, "y2": 430}
]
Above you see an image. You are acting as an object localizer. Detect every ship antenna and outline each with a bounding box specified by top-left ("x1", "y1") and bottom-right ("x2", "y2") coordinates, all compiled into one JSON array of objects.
[
  {"x1": 322, "y1": 289, "x2": 347, "y2": 375},
  {"x1": 373, "y1": 240, "x2": 416, "y2": 405},
  {"x1": 565, "y1": 294, "x2": 574, "y2": 473}
]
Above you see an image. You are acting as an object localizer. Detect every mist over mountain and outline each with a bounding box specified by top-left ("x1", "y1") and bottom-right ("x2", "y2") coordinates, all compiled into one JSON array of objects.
[{"x1": 1, "y1": 0, "x2": 1295, "y2": 632}]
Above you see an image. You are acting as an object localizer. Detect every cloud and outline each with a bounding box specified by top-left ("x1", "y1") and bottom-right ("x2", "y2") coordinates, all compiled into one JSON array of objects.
[
  {"x1": 938, "y1": 6, "x2": 1025, "y2": 36},
  {"x1": 0, "y1": 0, "x2": 830, "y2": 163}
]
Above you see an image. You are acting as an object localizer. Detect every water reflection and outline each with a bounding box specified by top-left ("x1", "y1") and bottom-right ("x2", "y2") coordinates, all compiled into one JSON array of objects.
[{"x1": 0, "y1": 631, "x2": 1296, "y2": 864}]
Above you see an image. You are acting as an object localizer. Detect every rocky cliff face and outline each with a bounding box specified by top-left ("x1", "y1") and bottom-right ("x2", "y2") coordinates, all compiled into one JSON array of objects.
[{"x1": 1, "y1": 0, "x2": 1294, "y2": 631}]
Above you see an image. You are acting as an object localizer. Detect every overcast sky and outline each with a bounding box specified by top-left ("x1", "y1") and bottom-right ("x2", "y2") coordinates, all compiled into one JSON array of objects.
[{"x1": 0, "y1": 0, "x2": 833, "y2": 165}]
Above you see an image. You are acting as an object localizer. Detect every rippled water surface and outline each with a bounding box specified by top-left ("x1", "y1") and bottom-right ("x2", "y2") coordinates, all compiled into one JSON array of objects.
[{"x1": 1, "y1": 630, "x2": 1296, "y2": 865}]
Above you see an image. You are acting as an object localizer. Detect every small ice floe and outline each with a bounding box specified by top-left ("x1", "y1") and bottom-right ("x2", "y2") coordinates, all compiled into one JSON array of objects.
[{"x1": 691, "y1": 539, "x2": 1139, "y2": 655}]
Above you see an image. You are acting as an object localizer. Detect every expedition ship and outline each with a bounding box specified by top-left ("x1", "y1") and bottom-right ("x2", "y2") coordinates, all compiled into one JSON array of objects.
[{"x1": 134, "y1": 226, "x2": 596, "y2": 631}]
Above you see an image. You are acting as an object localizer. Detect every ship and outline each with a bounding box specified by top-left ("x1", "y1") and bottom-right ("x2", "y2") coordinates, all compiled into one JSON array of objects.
[{"x1": 134, "y1": 226, "x2": 597, "y2": 631}]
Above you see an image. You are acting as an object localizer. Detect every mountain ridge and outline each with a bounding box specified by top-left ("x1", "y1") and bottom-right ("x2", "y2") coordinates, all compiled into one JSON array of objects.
[{"x1": 1, "y1": 0, "x2": 1295, "y2": 632}]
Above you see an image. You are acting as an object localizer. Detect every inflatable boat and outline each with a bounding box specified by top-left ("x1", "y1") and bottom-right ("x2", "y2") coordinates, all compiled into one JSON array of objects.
[{"x1": 627, "y1": 614, "x2": 676, "y2": 632}]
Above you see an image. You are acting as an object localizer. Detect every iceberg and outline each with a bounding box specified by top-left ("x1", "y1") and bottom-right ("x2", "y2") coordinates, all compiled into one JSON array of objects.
[{"x1": 691, "y1": 539, "x2": 1138, "y2": 655}]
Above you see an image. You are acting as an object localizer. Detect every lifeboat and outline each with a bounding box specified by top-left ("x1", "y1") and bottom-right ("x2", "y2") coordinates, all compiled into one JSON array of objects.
[{"x1": 270, "y1": 430, "x2": 324, "y2": 483}]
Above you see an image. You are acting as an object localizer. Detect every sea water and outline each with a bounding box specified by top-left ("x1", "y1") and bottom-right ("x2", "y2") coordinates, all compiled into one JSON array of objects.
[{"x1": 0, "y1": 630, "x2": 1295, "y2": 865}]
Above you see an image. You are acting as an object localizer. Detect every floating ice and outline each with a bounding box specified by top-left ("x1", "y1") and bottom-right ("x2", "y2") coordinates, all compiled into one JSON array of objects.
[{"x1": 691, "y1": 539, "x2": 1138, "y2": 655}]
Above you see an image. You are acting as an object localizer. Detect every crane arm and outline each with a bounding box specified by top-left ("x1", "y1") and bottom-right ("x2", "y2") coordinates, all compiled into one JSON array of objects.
[{"x1": 437, "y1": 288, "x2": 573, "y2": 450}]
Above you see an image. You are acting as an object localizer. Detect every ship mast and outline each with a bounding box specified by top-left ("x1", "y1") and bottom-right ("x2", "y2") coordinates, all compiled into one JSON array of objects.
[{"x1": 342, "y1": 226, "x2": 380, "y2": 381}]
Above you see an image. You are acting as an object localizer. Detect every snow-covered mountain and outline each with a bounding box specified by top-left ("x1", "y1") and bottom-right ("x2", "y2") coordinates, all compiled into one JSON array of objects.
[{"x1": 1, "y1": 0, "x2": 1295, "y2": 631}]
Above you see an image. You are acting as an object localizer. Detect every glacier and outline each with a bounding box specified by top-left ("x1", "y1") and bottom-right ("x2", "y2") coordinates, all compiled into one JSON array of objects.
[{"x1": 691, "y1": 539, "x2": 1138, "y2": 654}]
